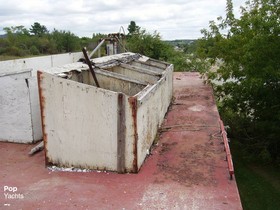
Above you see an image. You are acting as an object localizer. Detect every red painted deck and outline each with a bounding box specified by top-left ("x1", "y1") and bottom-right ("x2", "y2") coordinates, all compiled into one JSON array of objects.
[{"x1": 0, "y1": 72, "x2": 242, "y2": 210}]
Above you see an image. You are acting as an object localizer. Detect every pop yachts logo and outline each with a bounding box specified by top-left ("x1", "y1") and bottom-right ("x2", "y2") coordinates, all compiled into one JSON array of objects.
[{"x1": 3, "y1": 186, "x2": 24, "y2": 200}]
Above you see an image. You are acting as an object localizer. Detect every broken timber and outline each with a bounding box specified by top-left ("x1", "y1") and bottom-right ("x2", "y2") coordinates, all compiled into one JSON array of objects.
[{"x1": 82, "y1": 47, "x2": 100, "y2": 87}]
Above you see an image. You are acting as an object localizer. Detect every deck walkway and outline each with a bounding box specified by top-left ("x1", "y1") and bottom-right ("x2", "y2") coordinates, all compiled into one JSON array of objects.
[{"x1": 0, "y1": 72, "x2": 242, "y2": 209}]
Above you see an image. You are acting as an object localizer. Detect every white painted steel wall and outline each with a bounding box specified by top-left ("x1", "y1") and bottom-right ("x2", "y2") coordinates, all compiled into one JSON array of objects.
[
  {"x1": 0, "y1": 52, "x2": 83, "y2": 76},
  {"x1": 0, "y1": 71, "x2": 38, "y2": 143},
  {"x1": 39, "y1": 72, "x2": 119, "y2": 171},
  {"x1": 28, "y1": 77, "x2": 42, "y2": 141},
  {"x1": 136, "y1": 64, "x2": 173, "y2": 169},
  {"x1": 0, "y1": 52, "x2": 83, "y2": 143}
]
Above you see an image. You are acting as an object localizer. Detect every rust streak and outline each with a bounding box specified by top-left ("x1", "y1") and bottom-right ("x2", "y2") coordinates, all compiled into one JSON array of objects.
[
  {"x1": 219, "y1": 119, "x2": 234, "y2": 180},
  {"x1": 129, "y1": 96, "x2": 138, "y2": 173},
  {"x1": 37, "y1": 71, "x2": 49, "y2": 166},
  {"x1": 117, "y1": 93, "x2": 126, "y2": 173}
]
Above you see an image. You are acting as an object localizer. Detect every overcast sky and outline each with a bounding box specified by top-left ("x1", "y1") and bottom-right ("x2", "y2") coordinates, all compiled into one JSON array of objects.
[{"x1": 0, "y1": 0, "x2": 245, "y2": 40}]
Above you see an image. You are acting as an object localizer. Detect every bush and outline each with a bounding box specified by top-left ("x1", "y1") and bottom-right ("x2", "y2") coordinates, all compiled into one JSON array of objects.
[
  {"x1": 6, "y1": 46, "x2": 26, "y2": 56},
  {"x1": 30, "y1": 45, "x2": 40, "y2": 55},
  {"x1": 197, "y1": 0, "x2": 280, "y2": 162}
]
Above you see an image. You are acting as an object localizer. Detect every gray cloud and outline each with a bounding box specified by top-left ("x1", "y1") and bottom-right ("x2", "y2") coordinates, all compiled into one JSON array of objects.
[{"x1": 0, "y1": 0, "x2": 245, "y2": 40}]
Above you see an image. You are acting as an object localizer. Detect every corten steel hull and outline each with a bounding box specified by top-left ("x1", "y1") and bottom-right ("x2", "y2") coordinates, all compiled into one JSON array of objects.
[
  {"x1": 0, "y1": 72, "x2": 242, "y2": 209},
  {"x1": 38, "y1": 53, "x2": 173, "y2": 173}
]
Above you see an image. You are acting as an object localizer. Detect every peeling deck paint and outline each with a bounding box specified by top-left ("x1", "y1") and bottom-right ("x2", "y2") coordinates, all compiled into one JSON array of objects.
[{"x1": 0, "y1": 72, "x2": 242, "y2": 209}]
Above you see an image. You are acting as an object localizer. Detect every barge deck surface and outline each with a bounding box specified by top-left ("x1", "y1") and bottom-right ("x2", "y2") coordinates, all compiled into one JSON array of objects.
[{"x1": 0, "y1": 72, "x2": 242, "y2": 210}]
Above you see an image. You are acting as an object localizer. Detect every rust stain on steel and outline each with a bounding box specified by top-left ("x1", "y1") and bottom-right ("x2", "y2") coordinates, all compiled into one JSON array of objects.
[
  {"x1": 219, "y1": 119, "x2": 234, "y2": 180},
  {"x1": 129, "y1": 96, "x2": 138, "y2": 173},
  {"x1": 37, "y1": 71, "x2": 50, "y2": 166},
  {"x1": 117, "y1": 93, "x2": 126, "y2": 173}
]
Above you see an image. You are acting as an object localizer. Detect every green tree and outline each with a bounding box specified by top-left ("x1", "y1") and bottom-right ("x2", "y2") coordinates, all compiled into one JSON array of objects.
[
  {"x1": 30, "y1": 22, "x2": 48, "y2": 36},
  {"x1": 127, "y1": 29, "x2": 171, "y2": 60},
  {"x1": 30, "y1": 45, "x2": 40, "y2": 55},
  {"x1": 51, "y1": 29, "x2": 80, "y2": 53},
  {"x1": 2, "y1": 25, "x2": 31, "y2": 56},
  {"x1": 127, "y1": 21, "x2": 140, "y2": 36},
  {"x1": 126, "y1": 22, "x2": 201, "y2": 71},
  {"x1": 197, "y1": 0, "x2": 280, "y2": 162},
  {"x1": 4, "y1": 26, "x2": 29, "y2": 35}
]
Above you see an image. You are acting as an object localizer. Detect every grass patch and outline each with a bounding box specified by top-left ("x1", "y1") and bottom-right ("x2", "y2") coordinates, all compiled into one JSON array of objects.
[{"x1": 231, "y1": 140, "x2": 280, "y2": 210}]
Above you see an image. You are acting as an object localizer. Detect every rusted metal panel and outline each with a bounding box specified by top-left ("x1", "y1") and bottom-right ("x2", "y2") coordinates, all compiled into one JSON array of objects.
[
  {"x1": 117, "y1": 93, "x2": 126, "y2": 173},
  {"x1": 37, "y1": 71, "x2": 48, "y2": 165},
  {"x1": 128, "y1": 96, "x2": 139, "y2": 172},
  {"x1": 219, "y1": 119, "x2": 235, "y2": 179}
]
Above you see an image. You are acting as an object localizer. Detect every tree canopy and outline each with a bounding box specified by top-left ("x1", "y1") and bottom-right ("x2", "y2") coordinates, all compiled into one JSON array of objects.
[
  {"x1": 30, "y1": 22, "x2": 48, "y2": 36},
  {"x1": 126, "y1": 22, "x2": 202, "y2": 71},
  {"x1": 127, "y1": 21, "x2": 140, "y2": 35},
  {"x1": 0, "y1": 22, "x2": 96, "y2": 57},
  {"x1": 197, "y1": 0, "x2": 280, "y2": 162}
]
